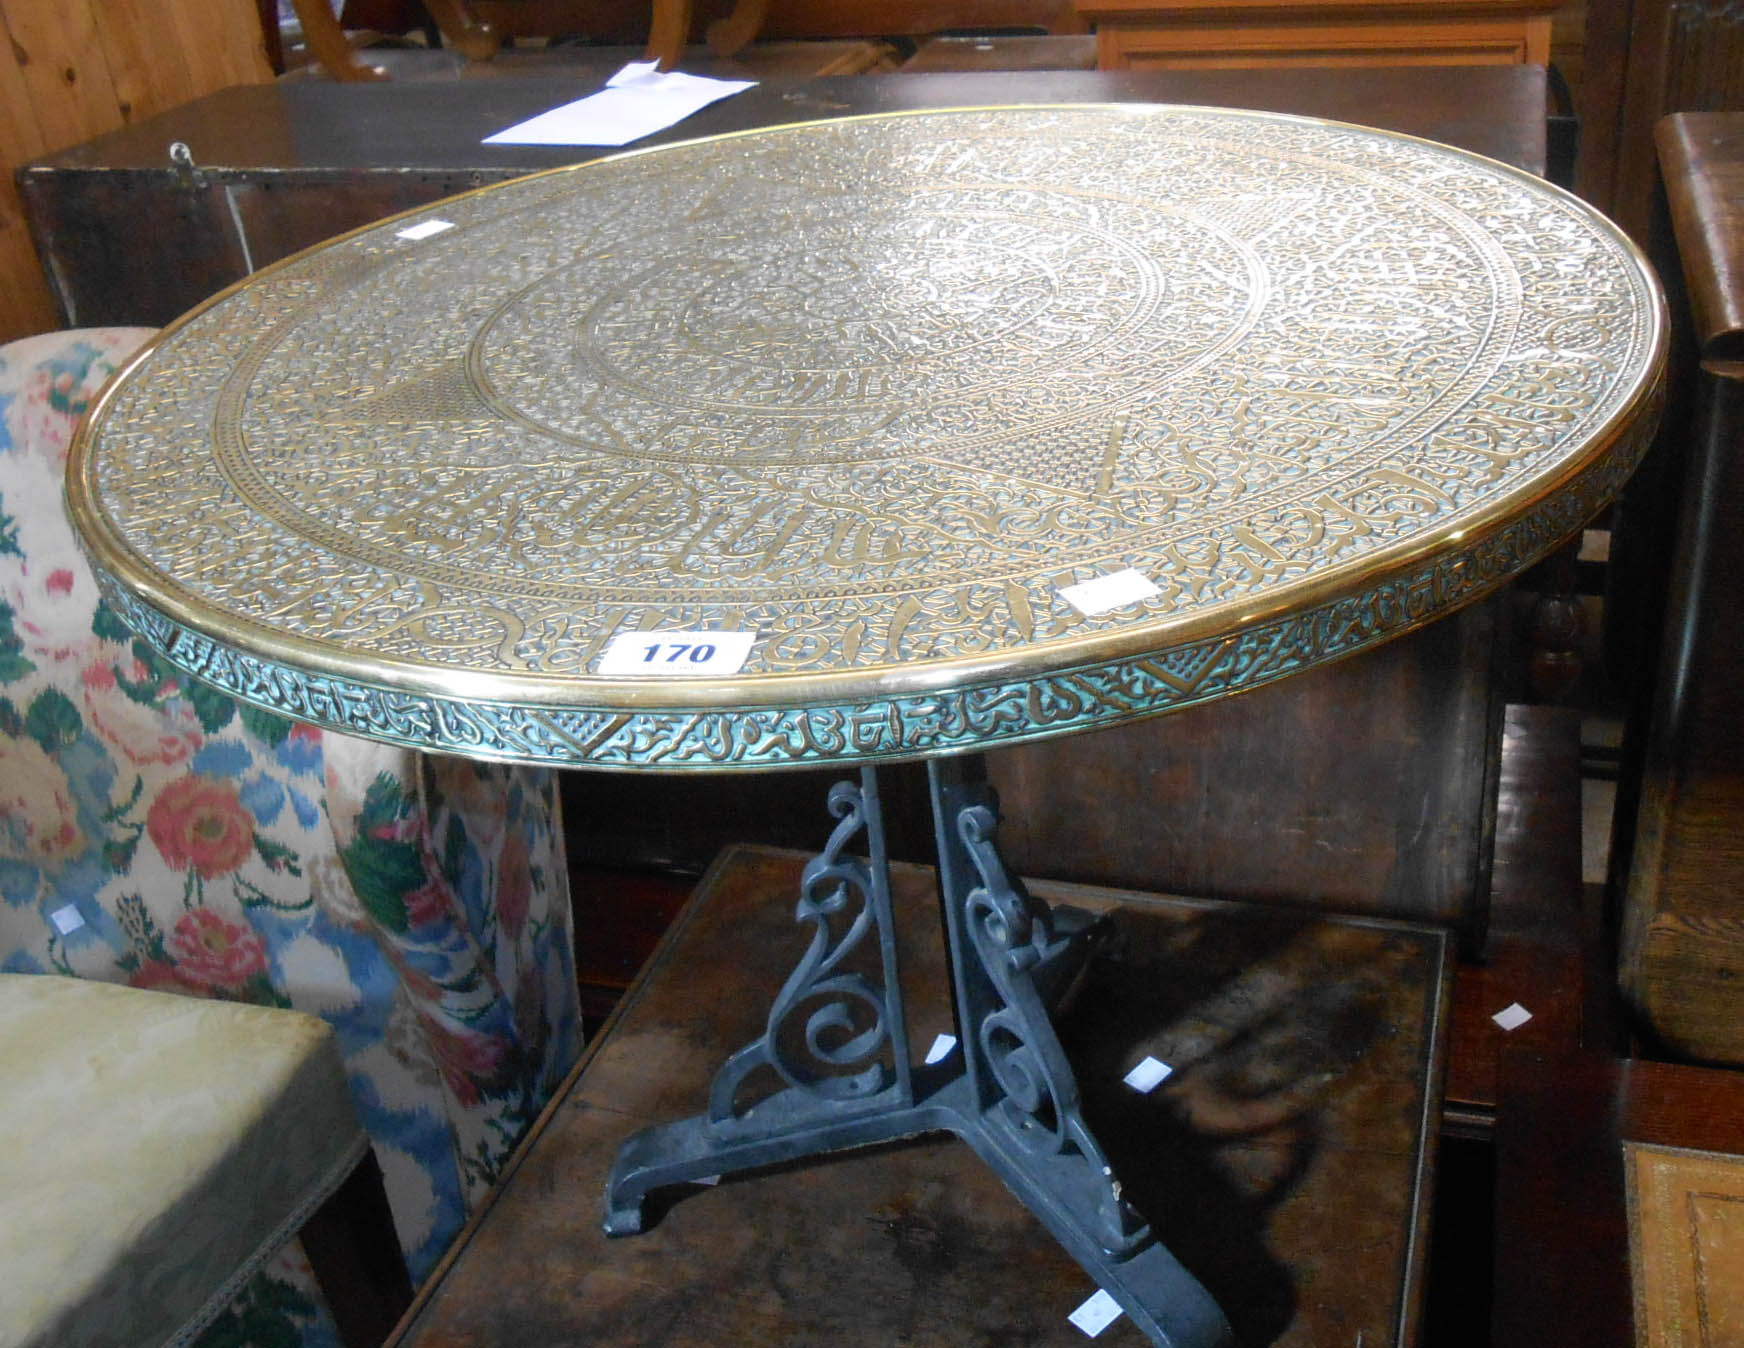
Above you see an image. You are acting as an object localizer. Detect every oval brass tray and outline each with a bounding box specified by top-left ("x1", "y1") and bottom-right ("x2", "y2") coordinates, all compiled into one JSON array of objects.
[{"x1": 68, "y1": 104, "x2": 1666, "y2": 769}]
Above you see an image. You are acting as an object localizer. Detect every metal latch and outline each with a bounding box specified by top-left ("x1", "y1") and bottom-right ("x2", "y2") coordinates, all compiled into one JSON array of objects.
[{"x1": 168, "y1": 141, "x2": 206, "y2": 189}]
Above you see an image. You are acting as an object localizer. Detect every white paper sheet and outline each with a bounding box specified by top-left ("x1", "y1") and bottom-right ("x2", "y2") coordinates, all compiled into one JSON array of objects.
[{"x1": 483, "y1": 63, "x2": 756, "y2": 147}]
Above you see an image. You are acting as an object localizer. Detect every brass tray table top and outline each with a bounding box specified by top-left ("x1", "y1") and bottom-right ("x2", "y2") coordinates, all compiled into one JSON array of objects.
[{"x1": 68, "y1": 104, "x2": 1664, "y2": 771}]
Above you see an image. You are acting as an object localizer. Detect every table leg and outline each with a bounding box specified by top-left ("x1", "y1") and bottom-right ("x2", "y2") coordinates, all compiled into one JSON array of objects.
[
  {"x1": 287, "y1": 0, "x2": 388, "y2": 80},
  {"x1": 602, "y1": 757, "x2": 1232, "y2": 1348},
  {"x1": 422, "y1": 0, "x2": 503, "y2": 62},
  {"x1": 603, "y1": 768, "x2": 918, "y2": 1226},
  {"x1": 644, "y1": 0, "x2": 692, "y2": 69},
  {"x1": 705, "y1": 0, "x2": 770, "y2": 56}
]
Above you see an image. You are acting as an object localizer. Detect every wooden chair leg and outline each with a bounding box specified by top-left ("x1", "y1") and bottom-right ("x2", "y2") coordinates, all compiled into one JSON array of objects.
[
  {"x1": 255, "y1": 0, "x2": 286, "y2": 73},
  {"x1": 300, "y1": 1151, "x2": 414, "y2": 1348},
  {"x1": 289, "y1": 0, "x2": 389, "y2": 80},
  {"x1": 645, "y1": 0, "x2": 692, "y2": 69},
  {"x1": 1526, "y1": 541, "x2": 1585, "y2": 702},
  {"x1": 705, "y1": 0, "x2": 769, "y2": 56},
  {"x1": 422, "y1": 0, "x2": 503, "y2": 61}
]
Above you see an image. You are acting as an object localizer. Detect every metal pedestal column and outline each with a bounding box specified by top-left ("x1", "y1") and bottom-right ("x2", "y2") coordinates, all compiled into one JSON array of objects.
[{"x1": 603, "y1": 755, "x2": 1232, "y2": 1348}]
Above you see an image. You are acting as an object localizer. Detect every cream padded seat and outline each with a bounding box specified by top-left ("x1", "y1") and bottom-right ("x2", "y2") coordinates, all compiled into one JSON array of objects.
[{"x1": 0, "y1": 974, "x2": 368, "y2": 1348}]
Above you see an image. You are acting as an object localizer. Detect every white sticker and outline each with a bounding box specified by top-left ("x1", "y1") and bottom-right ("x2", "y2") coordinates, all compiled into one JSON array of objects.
[
  {"x1": 1059, "y1": 568, "x2": 1161, "y2": 617},
  {"x1": 924, "y1": 1033, "x2": 958, "y2": 1065},
  {"x1": 693, "y1": 1174, "x2": 720, "y2": 1186},
  {"x1": 49, "y1": 904, "x2": 84, "y2": 935},
  {"x1": 1069, "y1": 1288, "x2": 1124, "y2": 1337},
  {"x1": 483, "y1": 63, "x2": 755, "y2": 148},
  {"x1": 596, "y1": 630, "x2": 756, "y2": 677},
  {"x1": 395, "y1": 219, "x2": 455, "y2": 241},
  {"x1": 1492, "y1": 1002, "x2": 1533, "y2": 1031},
  {"x1": 606, "y1": 59, "x2": 661, "y2": 85},
  {"x1": 1123, "y1": 1055, "x2": 1173, "y2": 1092}
]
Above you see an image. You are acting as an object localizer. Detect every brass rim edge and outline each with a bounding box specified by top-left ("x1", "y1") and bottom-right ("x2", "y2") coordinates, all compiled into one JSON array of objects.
[
  {"x1": 80, "y1": 381, "x2": 1662, "y2": 770},
  {"x1": 68, "y1": 350, "x2": 1667, "y2": 713}
]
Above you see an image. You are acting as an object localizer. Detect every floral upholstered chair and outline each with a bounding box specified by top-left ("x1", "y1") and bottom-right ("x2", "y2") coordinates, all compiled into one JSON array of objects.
[{"x1": 0, "y1": 329, "x2": 583, "y2": 1346}]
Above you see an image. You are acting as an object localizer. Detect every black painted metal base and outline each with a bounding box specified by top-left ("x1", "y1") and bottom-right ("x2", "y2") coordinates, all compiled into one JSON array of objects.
[{"x1": 602, "y1": 755, "x2": 1234, "y2": 1348}]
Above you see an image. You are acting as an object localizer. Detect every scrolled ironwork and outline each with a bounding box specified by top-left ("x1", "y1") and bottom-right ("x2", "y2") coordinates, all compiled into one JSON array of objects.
[
  {"x1": 954, "y1": 802, "x2": 1149, "y2": 1255},
  {"x1": 707, "y1": 777, "x2": 908, "y2": 1128}
]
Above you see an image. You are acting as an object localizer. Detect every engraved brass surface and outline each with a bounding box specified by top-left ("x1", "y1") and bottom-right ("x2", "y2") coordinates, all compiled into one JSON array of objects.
[{"x1": 67, "y1": 106, "x2": 1666, "y2": 769}]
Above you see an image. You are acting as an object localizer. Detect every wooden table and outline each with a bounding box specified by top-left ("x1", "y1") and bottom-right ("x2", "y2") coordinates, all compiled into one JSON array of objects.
[
  {"x1": 391, "y1": 846, "x2": 1452, "y2": 1347},
  {"x1": 1494, "y1": 1051, "x2": 1744, "y2": 1346}
]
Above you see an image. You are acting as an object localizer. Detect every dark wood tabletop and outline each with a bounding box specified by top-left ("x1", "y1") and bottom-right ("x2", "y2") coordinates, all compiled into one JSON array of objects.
[
  {"x1": 19, "y1": 62, "x2": 1549, "y2": 364},
  {"x1": 30, "y1": 66, "x2": 1548, "y2": 176},
  {"x1": 1493, "y1": 1050, "x2": 1744, "y2": 1347}
]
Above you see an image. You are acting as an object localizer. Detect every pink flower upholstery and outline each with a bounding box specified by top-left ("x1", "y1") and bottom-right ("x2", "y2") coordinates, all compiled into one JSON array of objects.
[{"x1": 0, "y1": 330, "x2": 583, "y2": 1346}]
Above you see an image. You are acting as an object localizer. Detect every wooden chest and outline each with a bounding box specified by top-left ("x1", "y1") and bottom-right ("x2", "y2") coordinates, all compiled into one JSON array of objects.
[{"x1": 22, "y1": 66, "x2": 1547, "y2": 328}]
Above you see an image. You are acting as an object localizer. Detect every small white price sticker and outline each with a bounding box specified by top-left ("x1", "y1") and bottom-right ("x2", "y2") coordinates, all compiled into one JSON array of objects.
[
  {"x1": 1069, "y1": 1288, "x2": 1124, "y2": 1337},
  {"x1": 1492, "y1": 1002, "x2": 1533, "y2": 1031},
  {"x1": 924, "y1": 1033, "x2": 958, "y2": 1065},
  {"x1": 49, "y1": 904, "x2": 85, "y2": 936},
  {"x1": 1059, "y1": 568, "x2": 1161, "y2": 617},
  {"x1": 396, "y1": 219, "x2": 455, "y2": 241},
  {"x1": 597, "y1": 630, "x2": 756, "y2": 677},
  {"x1": 1123, "y1": 1056, "x2": 1173, "y2": 1093}
]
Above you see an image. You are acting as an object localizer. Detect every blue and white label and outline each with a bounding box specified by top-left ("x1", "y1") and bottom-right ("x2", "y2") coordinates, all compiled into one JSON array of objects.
[{"x1": 597, "y1": 630, "x2": 756, "y2": 677}]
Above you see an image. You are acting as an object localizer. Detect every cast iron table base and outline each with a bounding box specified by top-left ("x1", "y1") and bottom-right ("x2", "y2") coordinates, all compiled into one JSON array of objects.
[{"x1": 603, "y1": 755, "x2": 1233, "y2": 1348}]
